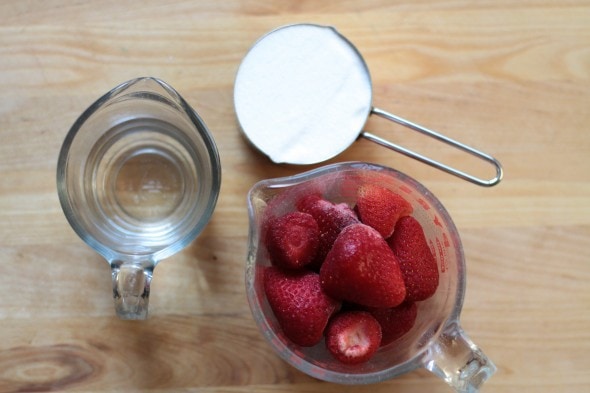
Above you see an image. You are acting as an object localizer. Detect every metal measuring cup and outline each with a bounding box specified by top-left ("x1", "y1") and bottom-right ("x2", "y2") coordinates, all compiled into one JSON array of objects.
[{"x1": 234, "y1": 24, "x2": 503, "y2": 187}]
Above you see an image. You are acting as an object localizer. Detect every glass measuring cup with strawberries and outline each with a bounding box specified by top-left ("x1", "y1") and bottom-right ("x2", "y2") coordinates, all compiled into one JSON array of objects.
[{"x1": 246, "y1": 162, "x2": 496, "y2": 392}]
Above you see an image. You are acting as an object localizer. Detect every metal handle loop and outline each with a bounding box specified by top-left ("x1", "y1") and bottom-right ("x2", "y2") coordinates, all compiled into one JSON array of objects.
[{"x1": 361, "y1": 107, "x2": 503, "y2": 187}]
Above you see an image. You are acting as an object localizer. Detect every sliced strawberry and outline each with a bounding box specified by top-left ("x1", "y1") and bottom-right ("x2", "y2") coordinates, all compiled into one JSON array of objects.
[
  {"x1": 263, "y1": 266, "x2": 340, "y2": 347},
  {"x1": 367, "y1": 302, "x2": 418, "y2": 346},
  {"x1": 296, "y1": 194, "x2": 358, "y2": 268},
  {"x1": 325, "y1": 311, "x2": 382, "y2": 365},
  {"x1": 320, "y1": 223, "x2": 406, "y2": 308},
  {"x1": 265, "y1": 211, "x2": 319, "y2": 270},
  {"x1": 388, "y1": 216, "x2": 439, "y2": 302},
  {"x1": 356, "y1": 184, "x2": 413, "y2": 238}
]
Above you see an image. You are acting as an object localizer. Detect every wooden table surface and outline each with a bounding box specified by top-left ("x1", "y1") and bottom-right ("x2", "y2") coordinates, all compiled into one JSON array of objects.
[{"x1": 1, "y1": 1, "x2": 589, "y2": 392}]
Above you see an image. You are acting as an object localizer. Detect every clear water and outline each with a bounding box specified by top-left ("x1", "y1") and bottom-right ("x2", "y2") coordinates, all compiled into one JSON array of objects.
[
  {"x1": 83, "y1": 117, "x2": 201, "y2": 256},
  {"x1": 114, "y1": 150, "x2": 185, "y2": 223}
]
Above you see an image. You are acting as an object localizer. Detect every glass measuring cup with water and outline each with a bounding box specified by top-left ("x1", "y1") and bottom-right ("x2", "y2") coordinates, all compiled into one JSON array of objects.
[
  {"x1": 246, "y1": 162, "x2": 496, "y2": 392},
  {"x1": 57, "y1": 77, "x2": 221, "y2": 319}
]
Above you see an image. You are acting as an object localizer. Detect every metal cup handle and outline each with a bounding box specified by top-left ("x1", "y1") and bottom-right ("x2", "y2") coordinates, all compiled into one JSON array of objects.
[{"x1": 361, "y1": 107, "x2": 504, "y2": 187}]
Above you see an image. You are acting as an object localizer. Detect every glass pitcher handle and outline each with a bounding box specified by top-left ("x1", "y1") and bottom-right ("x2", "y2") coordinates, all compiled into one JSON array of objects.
[
  {"x1": 111, "y1": 262, "x2": 153, "y2": 320},
  {"x1": 423, "y1": 322, "x2": 497, "y2": 393}
]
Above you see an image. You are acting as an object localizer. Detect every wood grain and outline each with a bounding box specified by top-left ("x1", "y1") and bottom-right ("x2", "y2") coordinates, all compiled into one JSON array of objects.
[{"x1": 1, "y1": 1, "x2": 589, "y2": 392}]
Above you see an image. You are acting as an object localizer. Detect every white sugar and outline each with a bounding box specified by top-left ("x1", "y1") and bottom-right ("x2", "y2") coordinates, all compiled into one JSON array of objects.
[{"x1": 234, "y1": 24, "x2": 373, "y2": 164}]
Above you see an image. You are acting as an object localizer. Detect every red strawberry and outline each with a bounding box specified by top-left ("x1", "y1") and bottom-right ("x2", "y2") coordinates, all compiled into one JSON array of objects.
[
  {"x1": 325, "y1": 311, "x2": 382, "y2": 365},
  {"x1": 356, "y1": 184, "x2": 413, "y2": 238},
  {"x1": 367, "y1": 302, "x2": 418, "y2": 346},
  {"x1": 320, "y1": 223, "x2": 406, "y2": 308},
  {"x1": 263, "y1": 266, "x2": 340, "y2": 347},
  {"x1": 388, "y1": 216, "x2": 439, "y2": 302},
  {"x1": 265, "y1": 211, "x2": 319, "y2": 270},
  {"x1": 296, "y1": 194, "x2": 359, "y2": 267}
]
